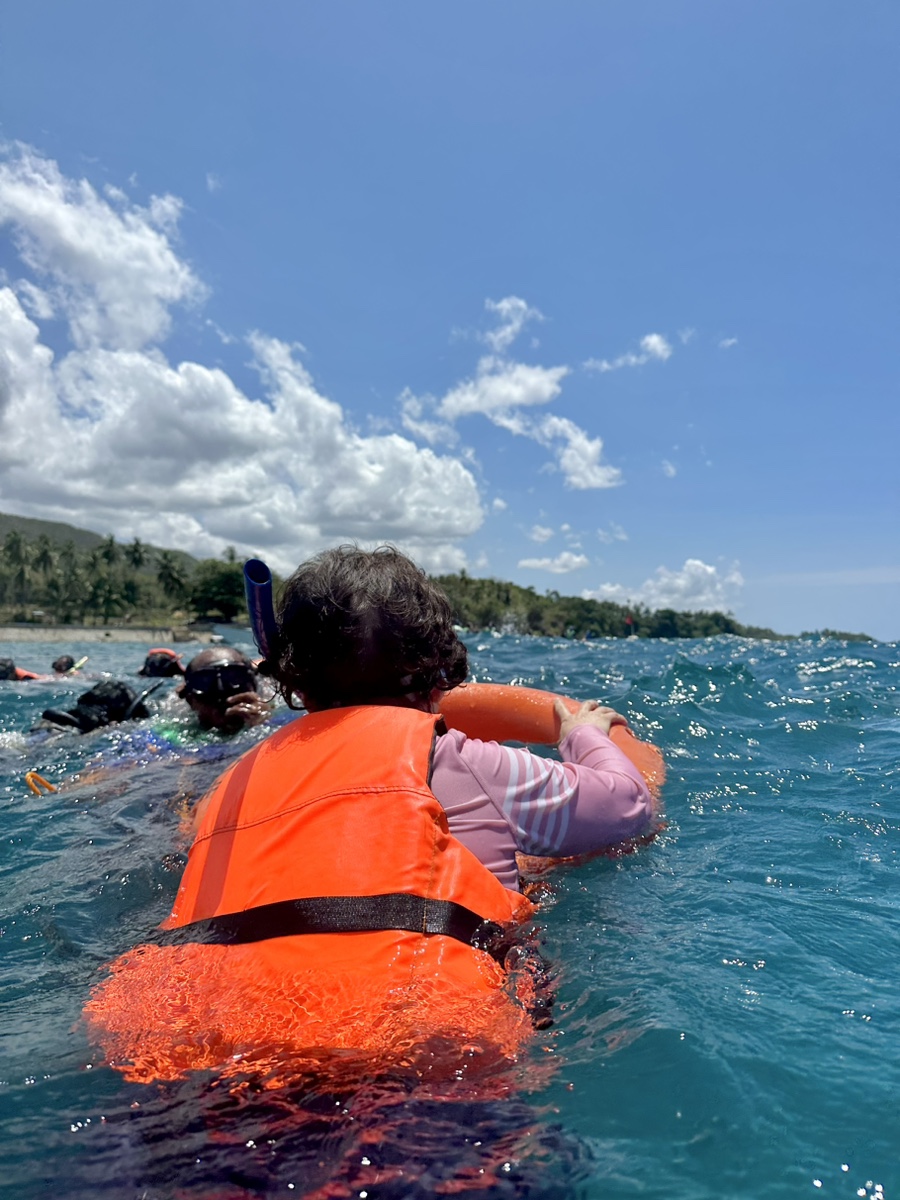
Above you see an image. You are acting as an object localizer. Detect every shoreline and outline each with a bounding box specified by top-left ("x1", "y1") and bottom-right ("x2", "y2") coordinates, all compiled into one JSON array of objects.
[{"x1": 0, "y1": 624, "x2": 217, "y2": 644}]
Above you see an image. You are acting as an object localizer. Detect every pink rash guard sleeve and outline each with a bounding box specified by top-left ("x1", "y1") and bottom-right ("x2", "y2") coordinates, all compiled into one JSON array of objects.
[{"x1": 431, "y1": 725, "x2": 654, "y2": 891}]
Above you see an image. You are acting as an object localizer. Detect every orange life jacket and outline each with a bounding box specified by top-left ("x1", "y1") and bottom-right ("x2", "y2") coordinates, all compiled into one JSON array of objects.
[
  {"x1": 84, "y1": 706, "x2": 538, "y2": 1083},
  {"x1": 13, "y1": 667, "x2": 39, "y2": 680}
]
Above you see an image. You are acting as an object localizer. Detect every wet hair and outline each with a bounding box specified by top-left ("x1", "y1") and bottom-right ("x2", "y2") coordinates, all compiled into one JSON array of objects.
[
  {"x1": 268, "y1": 545, "x2": 468, "y2": 710},
  {"x1": 0, "y1": 658, "x2": 16, "y2": 681},
  {"x1": 139, "y1": 649, "x2": 185, "y2": 677},
  {"x1": 52, "y1": 656, "x2": 75, "y2": 673}
]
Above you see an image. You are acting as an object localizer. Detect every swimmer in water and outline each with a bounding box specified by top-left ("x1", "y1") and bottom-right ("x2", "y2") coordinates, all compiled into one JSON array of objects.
[
  {"x1": 51, "y1": 655, "x2": 88, "y2": 675},
  {"x1": 38, "y1": 680, "x2": 151, "y2": 733},
  {"x1": 176, "y1": 647, "x2": 272, "y2": 733},
  {"x1": 138, "y1": 649, "x2": 185, "y2": 677},
  {"x1": 0, "y1": 657, "x2": 39, "y2": 681},
  {"x1": 257, "y1": 544, "x2": 655, "y2": 889},
  {"x1": 85, "y1": 545, "x2": 655, "y2": 1084}
]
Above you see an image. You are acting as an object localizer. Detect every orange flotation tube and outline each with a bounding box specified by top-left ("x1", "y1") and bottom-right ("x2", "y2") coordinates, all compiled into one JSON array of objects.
[{"x1": 440, "y1": 682, "x2": 665, "y2": 797}]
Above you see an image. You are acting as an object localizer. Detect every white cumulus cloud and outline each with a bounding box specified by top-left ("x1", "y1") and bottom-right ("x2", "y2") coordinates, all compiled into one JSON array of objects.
[
  {"x1": 584, "y1": 558, "x2": 744, "y2": 612},
  {"x1": 481, "y1": 296, "x2": 543, "y2": 354},
  {"x1": 438, "y1": 357, "x2": 568, "y2": 421},
  {"x1": 398, "y1": 286, "x2": 641, "y2": 492},
  {"x1": 597, "y1": 522, "x2": 628, "y2": 544},
  {"x1": 14, "y1": 278, "x2": 55, "y2": 320},
  {"x1": 0, "y1": 146, "x2": 485, "y2": 575},
  {"x1": 0, "y1": 145, "x2": 205, "y2": 350},
  {"x1": 528, "y1": 524, "x2": 554, "y2": 543},
  {"x1": 402, "y1": 348, "x2": 621, "y2": 491},
  {"x1": 518, "y1": 551, "x2": 590, "y2": 574},
  {"x1": 584, "y1": 332, "x2": 673, "y2": 373},
  {"x1": 532, "y1": 415, "x2": 622, "y2": 490}
]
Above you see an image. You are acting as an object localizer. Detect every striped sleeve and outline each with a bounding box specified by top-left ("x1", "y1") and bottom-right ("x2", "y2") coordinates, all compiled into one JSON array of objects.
[{"x1": 456, "y1": 726, "x2": 653, "y2": 857}]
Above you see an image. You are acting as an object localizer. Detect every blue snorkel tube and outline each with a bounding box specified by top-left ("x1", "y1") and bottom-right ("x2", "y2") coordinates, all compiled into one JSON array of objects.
[{"x1": 243, "y1": 558, "x2": 279, "y2": 663}]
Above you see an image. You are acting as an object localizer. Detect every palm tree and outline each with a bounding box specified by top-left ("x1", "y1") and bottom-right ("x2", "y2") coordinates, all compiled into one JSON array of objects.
[
  {"x1": 33, "y1": 535, "x2": 55, "y2": 576},
  {"x1": 156, "y1": 550, "x2": 188, "y2": 603},
  {"x1": 84, "y1": 548, "x2": 102, "y2": 589},
  {"x1": 124, "y1": 538, "x2": 148, "y2": 570},
  {"x1": 88, "y1": 572, "x2": 125, "y2": 624},
  {"x1": 46, "y1": 569, "x2": 88, "y2": 624},
  {"x1": 99, "y1": 534, "x2": 120, "y2": 568},
  {"x1": 59, "y1": 540, "x2": 78, "y2": 573},
  {"x1": 3, "y1": 530, "x2": 27, "y2": 571},
  {"x1": 3, "y1": 531, "x2": 30, "y2": 606},
  {"x1": 44, "y1": 541, "x2": 83, "y2": 621},
  {"x1": 122, "y1": 576, "x2": 142, "y2": 608}
]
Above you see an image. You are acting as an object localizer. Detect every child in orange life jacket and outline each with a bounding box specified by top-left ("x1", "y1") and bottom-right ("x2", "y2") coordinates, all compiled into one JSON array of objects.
[
  {"x1": 186, "y1": 545, "x2": 653, "y2": 870},
  {"x1": 84, "y1": 545, "x2": 653, "y2": 1080}
]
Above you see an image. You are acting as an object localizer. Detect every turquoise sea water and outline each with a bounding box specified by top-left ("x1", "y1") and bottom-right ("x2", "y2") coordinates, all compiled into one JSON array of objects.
[{"x1": 1, "y1": 633, "x2": 898, "y2": 1199}]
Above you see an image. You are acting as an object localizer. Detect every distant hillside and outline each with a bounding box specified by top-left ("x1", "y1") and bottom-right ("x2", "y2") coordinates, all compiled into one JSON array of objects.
[
  {"x1": 0, "y1": 511, "x2": 874, "y2": 641},
  {"x1": 433, "y1": 571, "x2": 875, "y2": 642},
  {"x1": 0, "y1": 512, "x2": 197, "y2": 570},
  {"x1": 0, "y1": 512, "x2": 109, "y2": 553},
  {"x1": 0, "y1": 511, "x2": 229, "y2": 626}
]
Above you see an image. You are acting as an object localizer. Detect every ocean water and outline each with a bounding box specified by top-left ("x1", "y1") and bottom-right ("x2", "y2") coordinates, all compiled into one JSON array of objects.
[{"x1": 1, "y1": 632, "x2": 897, "y2": 1199}]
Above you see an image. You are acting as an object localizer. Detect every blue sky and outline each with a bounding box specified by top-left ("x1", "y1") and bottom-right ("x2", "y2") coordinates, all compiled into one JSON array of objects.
[{"x1": 0, "y1": 1, "x2": 897, "y2": 639}]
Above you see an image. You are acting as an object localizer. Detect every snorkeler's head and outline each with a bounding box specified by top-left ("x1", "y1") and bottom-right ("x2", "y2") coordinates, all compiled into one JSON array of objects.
[
  {"x1": 267, "y1": 544, "x2": 468, "y2": 711},
  {"x1": 139, "y1": 648, "x2": 185, "y2": 677},
  {"x1": 178, "y1": 647, "x2": 258, "y2": 730}
]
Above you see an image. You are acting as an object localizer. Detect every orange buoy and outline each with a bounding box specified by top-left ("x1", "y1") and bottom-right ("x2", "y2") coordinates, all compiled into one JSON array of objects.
[
  {"x1": 441, "y1": 682, "x2": 665, "y2": 877},
  {"x1": 440, "y1": 682, "x2": 665, "y2": 797}
]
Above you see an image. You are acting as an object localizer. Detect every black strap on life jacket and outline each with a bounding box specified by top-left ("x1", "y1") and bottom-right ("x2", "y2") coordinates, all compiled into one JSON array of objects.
[
  {"x1": 157, "y1": 892, "x2": 555, "y2": 1027},
  {"x1": 158, "y1": 892, "x2": 504, "y2": 957}
]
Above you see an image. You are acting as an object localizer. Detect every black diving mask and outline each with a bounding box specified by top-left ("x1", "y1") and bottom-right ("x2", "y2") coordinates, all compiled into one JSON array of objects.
[{"x1": 184, "y1": 663, "x2": 256, "y2": 706}]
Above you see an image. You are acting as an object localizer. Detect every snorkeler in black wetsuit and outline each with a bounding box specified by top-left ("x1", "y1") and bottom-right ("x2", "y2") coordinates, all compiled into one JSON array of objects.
[{"x1": 39, "y1": 680, "x2": 152, "y2": 734}]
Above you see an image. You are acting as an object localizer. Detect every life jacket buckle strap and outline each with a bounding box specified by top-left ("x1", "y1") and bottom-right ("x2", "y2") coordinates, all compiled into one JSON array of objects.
[{"x1": 160, "y1": 892, "x2": 508, "y2": 960}]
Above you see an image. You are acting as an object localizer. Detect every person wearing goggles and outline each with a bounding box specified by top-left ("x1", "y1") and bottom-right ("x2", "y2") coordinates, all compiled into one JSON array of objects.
[{"x1": 177, "y1": 648, "x2": 272, "y2": 732}]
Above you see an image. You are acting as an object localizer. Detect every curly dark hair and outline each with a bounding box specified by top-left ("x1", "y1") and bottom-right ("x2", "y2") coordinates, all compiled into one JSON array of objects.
[{"x1": 267, "y1": 545, "x2": 468, "y2": 710}]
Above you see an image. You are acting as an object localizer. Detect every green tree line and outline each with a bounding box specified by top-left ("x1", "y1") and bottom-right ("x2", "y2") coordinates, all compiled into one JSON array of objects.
[
  {"x1": 1, "y1": 526, "x2": 871, "y2": 640},
  {"x1": 0, "y1": 530, "x2": 251, "y2": 625},
  {"x1": 432, "y1": 570, "x2": 785, "y2": 640}
]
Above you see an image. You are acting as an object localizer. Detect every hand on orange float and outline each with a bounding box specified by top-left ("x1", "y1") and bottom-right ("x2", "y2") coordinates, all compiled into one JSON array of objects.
[{"x1": 553, "y1": 697, "x2": 627, "y2": 742}]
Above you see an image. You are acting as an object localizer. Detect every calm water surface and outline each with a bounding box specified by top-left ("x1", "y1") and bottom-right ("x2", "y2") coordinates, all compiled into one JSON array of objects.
[{"x1": 1, "y1": 632, "x2": 897, "y2": 1199}]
